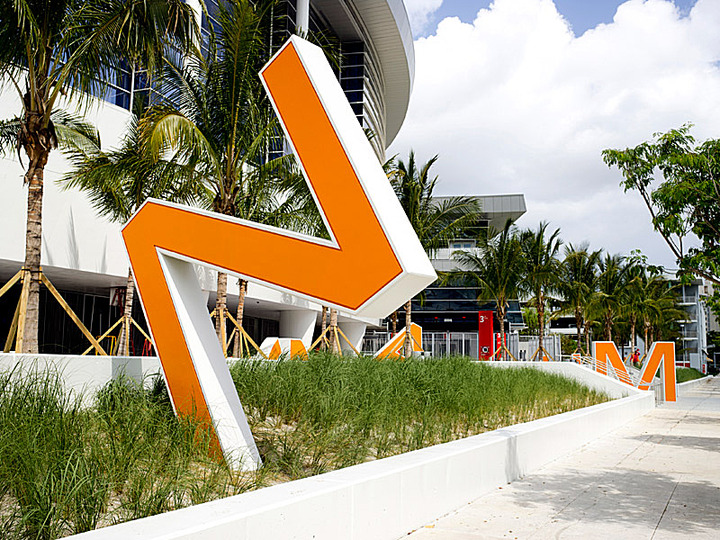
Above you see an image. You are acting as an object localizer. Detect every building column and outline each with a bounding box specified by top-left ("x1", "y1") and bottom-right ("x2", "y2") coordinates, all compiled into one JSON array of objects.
[
  {"x1": 296, "y1": 0, "x2": 310, "y2": 34},
  {"x1": 339, "y1": 321, "x2": 366, "y2": 353},
  {"x1": 279, "y1": 310, "x2": 317, "y2": 348}
]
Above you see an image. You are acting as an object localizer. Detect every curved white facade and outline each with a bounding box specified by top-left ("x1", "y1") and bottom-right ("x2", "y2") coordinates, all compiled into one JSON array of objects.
[{"x1": 0, "y1": 1, "x2": 415, "y2": 353}]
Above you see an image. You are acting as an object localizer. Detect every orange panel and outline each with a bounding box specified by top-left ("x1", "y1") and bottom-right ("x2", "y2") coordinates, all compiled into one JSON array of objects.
[{"x1": 123, "y1": 40, "x2": 403, "y2": 439}]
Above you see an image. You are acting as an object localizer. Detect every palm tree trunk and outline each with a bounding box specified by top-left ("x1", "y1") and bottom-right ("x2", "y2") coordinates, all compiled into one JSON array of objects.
[
  {"x1": 117, "y1": 268, "x2": 135, "y2": 356},
  {"x1": 21, "y1": 147, "x2": 50, "y2": 353},
  {"x1": 232, "y1": 278, "x2": 248, "y2": 357},
  {"x1": 215, "y1": 272, "x2": 228, "y2": 353},
  {"x1": 604, "y1": 313, "x2": 612, "y2": 341},
  {"x1": 329, "y1": 308, "x2": 339, "y2": 354},
  {"x1": 498, "y1": 305, "x2": 507, "y2": 361},
  {"x1": 585, "y1": 325, "x2": 591, "y2": 356},
  {"x1": 403, "y1": 300, "x2": 412, "y2": 358},
  {"x1": 538, "y1": 296, "x2": 545, "y2": 357},
  {"x1": 644, "y1": 322, "x2": 649, "y2": 352},
  {"x1": 575, "y1": 308, "x2": 583, "y2": 353},
  {"x1": 320, "y1": 306, "x2": 327, "y2": 351},
  {"x1": 391, "y1": 311, "x2": 398, "y2": 335}
]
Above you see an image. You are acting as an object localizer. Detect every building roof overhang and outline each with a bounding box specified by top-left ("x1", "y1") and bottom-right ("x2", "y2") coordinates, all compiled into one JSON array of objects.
[{"x1": 312, "y1": 0, "x2": 414, "y2": 146}]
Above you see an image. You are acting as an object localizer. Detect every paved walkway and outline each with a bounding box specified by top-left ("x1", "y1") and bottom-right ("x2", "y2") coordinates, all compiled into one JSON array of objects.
[{"x1": 406, "y1": 377, "x2": 720, "y2": 540}]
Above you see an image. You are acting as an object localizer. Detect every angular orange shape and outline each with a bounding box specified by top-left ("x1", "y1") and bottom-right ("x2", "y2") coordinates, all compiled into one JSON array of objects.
[{"x1": 122, "y1": 36, "x2": 436, "y2": 467}]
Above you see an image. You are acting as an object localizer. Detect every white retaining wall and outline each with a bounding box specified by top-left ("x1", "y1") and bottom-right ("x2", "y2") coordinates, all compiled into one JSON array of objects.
[
  {"x1": 489, "y1": 360, "x2": 642, "y2": 399},
  {"x1": 678, "y1": 375, "x2": 714, "y2": 395},
  {"x1": 67, "y1": 363, "x2": 655, "y2": 540},
  {"x1": 0, "y1": 353, "x2": 161, "y2": 406}
]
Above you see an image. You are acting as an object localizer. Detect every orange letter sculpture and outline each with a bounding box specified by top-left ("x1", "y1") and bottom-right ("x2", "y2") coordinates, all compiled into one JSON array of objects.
[
  {"x1": 122, "y1": 36, "x2": 436, "y2": 469},
  {"x1": 593, "y1": 341, "x2": 676, "y2": 402}
]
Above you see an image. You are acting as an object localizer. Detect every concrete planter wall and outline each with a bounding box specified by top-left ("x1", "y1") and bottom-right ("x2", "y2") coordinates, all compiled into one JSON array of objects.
[
  {"x1": 62, "y1": 362, "x2": 655, "y2": 540},
  {"x1": 678, "y1": 375, "x2": 714, "y2": 394}
]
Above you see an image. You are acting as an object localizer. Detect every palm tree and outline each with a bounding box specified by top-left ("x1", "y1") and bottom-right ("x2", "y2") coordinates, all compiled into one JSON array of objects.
[
  {"x1": 391, "y1": 151, "x2": 481, "y2": 356},
  {"x1": 593, "y1": 254, "x2": 633, "y2": 341},
  {"x1": 60, "y1": 105, "x2": 202, "y2": 355},
  {"x1": 519, "y1": 222, "x2": 562, "y2": 359},
  {"x1": 642, "y1": 277, "x2": 682, "y2": 348},
  {"x1": 0, "y1": 0, "x2": 196, "y2": 352},
  {"x1": 141, "y1": 0, "x2": 285, "y2": 349},
  {"x1": 560, "y1": 244, "x2": 601, "y2": 354},
  {"x1": 451, "y1": 220, "x2": 524, "y2": 360}
]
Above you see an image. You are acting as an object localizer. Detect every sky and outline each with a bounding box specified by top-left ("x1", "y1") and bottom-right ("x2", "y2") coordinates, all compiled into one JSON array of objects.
[{"x1": 391, "y1": 0, "x2": 718, "y2": 270}]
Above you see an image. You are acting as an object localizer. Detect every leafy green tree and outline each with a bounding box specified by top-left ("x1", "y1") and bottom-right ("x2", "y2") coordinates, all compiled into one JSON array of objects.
[
  {"x1": 603, "y1": 125, "x2": 720, "y2": 315},
  {"x1": 390, "y1": 151, "x2": 481, "y2": 356},
  {"x1": 519, "y1": 222, "x2": 562, "y2": 357},
  {"x1": 0, "y1": 0, "x2": 196, "y2": 352},
  {"x1": 60, "y1": 106, "x2": 202, "y2": 355},
  {"x1": 559, "y1": 244, "x2": 601, "y2": 354},
  {"x1": 451, "y1": 220, "x2": 524, "y2": 360}
]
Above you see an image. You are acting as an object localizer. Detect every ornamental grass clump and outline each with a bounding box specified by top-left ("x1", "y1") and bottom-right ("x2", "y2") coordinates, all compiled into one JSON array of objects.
[
  {"x1": 0, "y1": 355, "x2": 608, "y2": 536},
  {"x1": 0, "y1": 369, "x2": 258, "y2": 539},
  {"x1": 230, "y1": 354, "x2": 609, "y2": 480}
]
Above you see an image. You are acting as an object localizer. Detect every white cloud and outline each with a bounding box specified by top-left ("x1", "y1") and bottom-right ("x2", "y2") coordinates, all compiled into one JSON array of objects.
[
  {"x1": 390, "y1": 0, "x2": 720, "y2": 268},
  {"x1": 404, "y1": 0, "x2": 444, "y2": 36}
]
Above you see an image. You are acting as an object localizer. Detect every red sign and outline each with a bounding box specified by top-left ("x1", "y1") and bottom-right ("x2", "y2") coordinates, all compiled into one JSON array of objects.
[{"x1": 478, "y1": 311, "x2": 494, "y2": 360}]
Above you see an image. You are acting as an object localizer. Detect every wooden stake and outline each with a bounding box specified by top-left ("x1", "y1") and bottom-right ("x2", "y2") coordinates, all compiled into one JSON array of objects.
[
  {"x1": 40, "y1": 273, "x2": 107, "y2": 355},
  {"x1": 4, "y1": 299, "x2": 21, "y2": 353},
  {"x1": 15, "y1": 270, "x2": 30, "y2": 353},
  {"x1": 310, "y1": 324, "x2": 332, "y2": 350},
  {"x1": 224, "y1": 310, "x2": 267, "y2": 359},
  {"x1": 130, "y1": 317, "x2": 154, "y2": 346},
  {"x1": 219, "y1": 308, "x2": 227, "y2": 356},
  {"x1": 336, "y1": 326, "x2": 361, "y2": 356},
  {"x1": 333, "y1": 326, "x2": 342, "y2": 355},
  {"x1": 0, "y1": 270, "x2": 22, "y2": 300},
  {"x1": 81, "y1": 316, "x2": 124, "y2": 356}
]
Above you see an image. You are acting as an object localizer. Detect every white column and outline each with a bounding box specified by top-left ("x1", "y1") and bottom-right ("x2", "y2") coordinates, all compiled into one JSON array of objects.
[
  {"x1": 339, "y1": 321, "x2": 367, "y2": 353},
  {"x1": 296, "y1": 0, "x2": 310, "y2": 35},
  {"x1": 279, "y1": 310, "x2": 317, "y2": 347}
]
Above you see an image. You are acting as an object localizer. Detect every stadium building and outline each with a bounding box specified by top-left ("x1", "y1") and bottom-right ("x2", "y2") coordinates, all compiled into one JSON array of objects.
[{"x1": 0, "y1": 0, "x2": 415, "y2": 354}]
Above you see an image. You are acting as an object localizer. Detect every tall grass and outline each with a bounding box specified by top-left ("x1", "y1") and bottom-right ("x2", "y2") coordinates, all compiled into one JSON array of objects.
[
  {"x1": 0, "y1": 355, "x2": 608, "y2": 536},
  {"x1": 0, "y1": 370, "x2": 258, "y2": 539},
  {"x1": 231, "y1": 354, "x2": 609, "y2": 479}
]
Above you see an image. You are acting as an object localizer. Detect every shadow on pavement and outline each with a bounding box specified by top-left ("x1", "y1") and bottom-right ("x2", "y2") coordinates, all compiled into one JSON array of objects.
[{"x1": 496, "y1": 467, "x2": 719, "y2": 534}]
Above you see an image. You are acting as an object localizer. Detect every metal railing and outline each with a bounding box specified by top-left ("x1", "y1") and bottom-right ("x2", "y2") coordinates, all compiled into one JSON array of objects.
[{"x1": 361, "y1": 332, "x2": 479, "y2": 358}]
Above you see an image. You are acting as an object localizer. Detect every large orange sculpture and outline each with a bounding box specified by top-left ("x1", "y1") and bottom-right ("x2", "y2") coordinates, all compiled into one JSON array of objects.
[
  {"x1": 122, "y1": 36, "x2": 436, "y2": 469},
  {"x1": 593, "y1": 341, "x2": 677, "y2": 401}
]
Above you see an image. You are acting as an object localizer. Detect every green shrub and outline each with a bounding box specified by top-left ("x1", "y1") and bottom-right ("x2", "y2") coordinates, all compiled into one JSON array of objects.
[{"x1": 676, "y1": 367, "x2": 705, "y2": 383}]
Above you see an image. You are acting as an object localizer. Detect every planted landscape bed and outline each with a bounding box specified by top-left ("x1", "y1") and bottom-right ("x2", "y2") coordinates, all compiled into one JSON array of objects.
[
  {"x1": 676, "y1": 367, "x2": 706, "y2": 383},
  {"x1": 0, "y1": 354, "x2": 609, "y2": 539}
]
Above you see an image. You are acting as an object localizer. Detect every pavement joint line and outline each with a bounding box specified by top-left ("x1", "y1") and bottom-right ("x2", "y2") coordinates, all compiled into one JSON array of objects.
[{"x1": 650, "y1": 480, "x2": 680, "y2": 539}]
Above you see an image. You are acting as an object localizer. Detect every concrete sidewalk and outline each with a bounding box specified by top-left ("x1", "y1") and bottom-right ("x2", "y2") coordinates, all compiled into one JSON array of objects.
[{"x1": 405, "y1": 377, "x2": 720, "y2": 540}]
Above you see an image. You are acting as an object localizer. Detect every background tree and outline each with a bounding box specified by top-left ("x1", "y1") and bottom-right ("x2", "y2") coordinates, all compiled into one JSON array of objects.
[
  {"x1": 592, "y1": 254, "x2": 633, "y2": 341},
  {"x1": 559, "y1": 244, "x2": 601, "y2": 354},
  {"x1": 60, "y1": 105, "x2": 202, "y2": 355},
  {"x1": 450, "y1": 220, "x2": 524, "y2": 360},
  {"x1": 390, "y1": 151, "x2": 481, "y2": 357},
  {"x1": 142, "y1": 0, "x2": 286, "y2": 349},
  {"x1": 0, "y1": 0, "x2": 196, "y2": 352},
  {"x1": 603, "y1": 125, "x2": 720, "y2": 315},
  {"x1": 519, "y1": 222, "x2": 562, "y2": 358}
]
